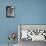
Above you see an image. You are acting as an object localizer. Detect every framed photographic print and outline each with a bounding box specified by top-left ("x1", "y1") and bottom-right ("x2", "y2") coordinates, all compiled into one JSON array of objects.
[
  {"x1": 18, "y1": 24, "x2": 46, "y2": 42},
  {"x1": 6, "y1": 6, "x2": 15, "y2": 17}
]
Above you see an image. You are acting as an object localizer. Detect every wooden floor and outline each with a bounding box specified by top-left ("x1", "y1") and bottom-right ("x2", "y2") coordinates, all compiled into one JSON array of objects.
[
  {"x1": 0, "y1": 40, "x2": 46, "y2": 46},
  {"x1": 19, "y1": 40, "x2": 46, "y2": 46}
]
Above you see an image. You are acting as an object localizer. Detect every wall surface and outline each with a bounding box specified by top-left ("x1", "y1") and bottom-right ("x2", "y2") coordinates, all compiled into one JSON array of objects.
[{"x1": 0, "y1": 0, "x2": 46, "y2": 45}]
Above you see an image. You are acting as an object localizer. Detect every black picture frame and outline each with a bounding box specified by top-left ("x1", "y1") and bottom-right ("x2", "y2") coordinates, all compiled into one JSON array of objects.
[{"x1": 6, "y1": 6, "x2": 15, "y2": 17}]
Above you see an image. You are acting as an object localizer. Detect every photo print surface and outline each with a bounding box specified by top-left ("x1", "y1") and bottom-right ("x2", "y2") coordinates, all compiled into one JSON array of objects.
[{"x1": 18, "y1": 25, "x2": 46, "y2": 41}]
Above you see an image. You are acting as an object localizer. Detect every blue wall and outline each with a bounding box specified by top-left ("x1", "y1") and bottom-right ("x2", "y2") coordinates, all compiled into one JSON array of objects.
[{"x1": 0, "y1": 0, "x2": 46, "y2": 44}]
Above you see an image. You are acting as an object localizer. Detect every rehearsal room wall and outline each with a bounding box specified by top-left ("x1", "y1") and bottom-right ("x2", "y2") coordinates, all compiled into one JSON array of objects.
[{"x1": 0, "y1": 0, "x2": 46, "y2": 46}]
